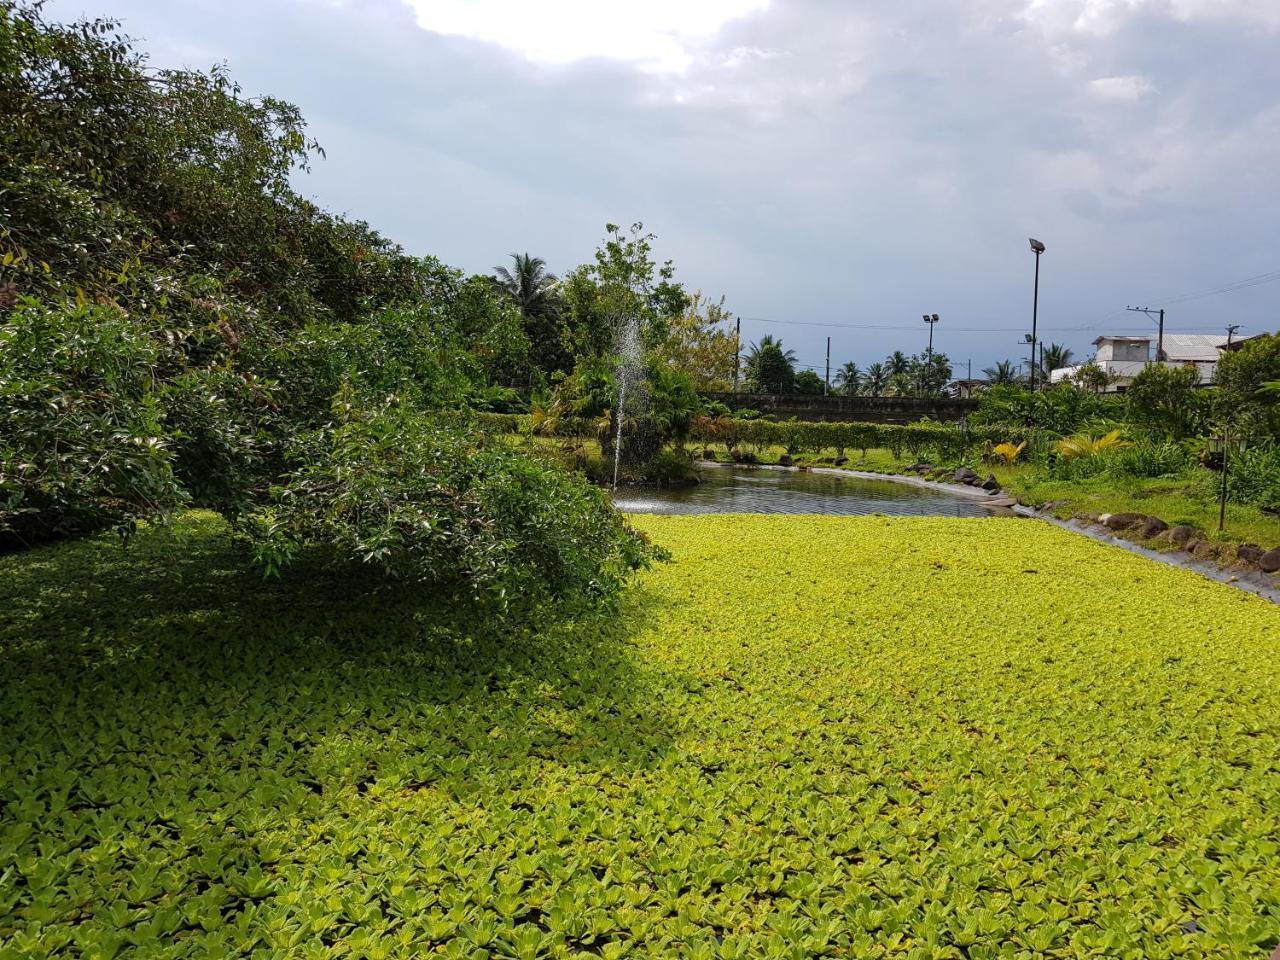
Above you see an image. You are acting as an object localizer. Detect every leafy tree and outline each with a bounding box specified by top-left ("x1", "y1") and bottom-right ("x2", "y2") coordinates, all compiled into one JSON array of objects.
[
  {"x1": 494, "y1": 253, "x2": 569, "y2": 376},
  {"x1": 793, "y1": 370, "x2": 825, "y2": 395},
  {"x1": 1070, "y1": 359, "x2": 1116, "y2": 394},
  {"x1": 911, "y1": 352, "x2": 952, "y2": 397},
  {"x1": 834, "y1": 362, "x2": 860, "y2": 397},
  {"x1": 561, "y1": 223, "x2": 686, "y2": 360},
  {"x1": 1215, "y1": 333, "x2": 1280, "y2": 439},
  {"x1": 656, "y1": 292, "x2": 737, "y2": 391},
  {"x1": 983, "y1": 360, "x2": 1020, "y2": 386},
  {"x1": 863, "y1": 362, "x2": 888, "y2": 396},
  {"x1": 1125, "y1": 363, "x2": 1208, "y2": 440}
]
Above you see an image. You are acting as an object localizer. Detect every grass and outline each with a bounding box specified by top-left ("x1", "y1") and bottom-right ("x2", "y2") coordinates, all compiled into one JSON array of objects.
[{"x1": 3, "y1": 512, "x2": 1279, "y2": 958}]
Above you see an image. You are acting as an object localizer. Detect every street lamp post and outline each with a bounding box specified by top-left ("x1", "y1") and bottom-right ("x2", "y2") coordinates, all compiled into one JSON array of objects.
[
  {"x1": 1028, "y1": 238, "x2": 1045, "y2": 391},
  {"x1": 921, "y1": 313, "x2": 939, "y2": 395}
]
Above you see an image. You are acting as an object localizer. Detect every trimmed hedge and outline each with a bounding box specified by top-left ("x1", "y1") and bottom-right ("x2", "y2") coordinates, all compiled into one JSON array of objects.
[{"x1": 472, "y1": 411, "x2": 1030, "y2": 462}]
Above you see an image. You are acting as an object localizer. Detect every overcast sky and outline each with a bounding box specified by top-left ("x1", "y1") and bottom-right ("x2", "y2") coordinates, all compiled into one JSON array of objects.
[{"x1": 51, "y1": 0, "x2": 1280, "y2": 375}]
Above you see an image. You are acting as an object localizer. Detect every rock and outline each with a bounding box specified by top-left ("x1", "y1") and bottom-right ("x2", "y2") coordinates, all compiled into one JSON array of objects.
[
  {"x1": 907, "y1": 462, "x2": 933, "y2": 475},
  {"x1": 981, "y1": 474, "x2": 1000, "y2": 491},
  {"x1": 1190, "y1": 540, "x2": 1220, "y2": 561},
  {"x1": 1100, "y1": 512, "x2": 1147, "y2": 531},
  {"x1": 778, "y1": 453, "x2": 793, "y2": 466},
  {"x1": 1137, "y1": 516, "x2": 1169, "y2": 540},
  {"x1": 834, "y1": 456, "x2": 848, "y2": 466},
  {"x1": 954, "y1": 467, "x2": 978, "y2": 483},
  {"x1": 702, "y1": 448, "x2": 716, "y2": 461},
  {"x1": 1166, "y1": 524, "x2": 1199, "y2": 546},
  {"x1": 1038, "y1": 498, "x2": 1070, "y2": 513},
  {"x1": 1259, "y1": 548, "x2": 1280, "y2": 574},
  {"x1": 1236, "y1": 543, "x2": 1265, "y2": 565}
]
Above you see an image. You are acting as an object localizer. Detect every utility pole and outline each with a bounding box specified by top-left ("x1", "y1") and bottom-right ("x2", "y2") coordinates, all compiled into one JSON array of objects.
[
  {"x1": 733, "y1": 317, "x2": 741, "y2": 392},
  {"x1": 1126, "y1": 305, "x2": 1166, "y2": 362},
  {"x1": 824, "y1": 336, "x2": 831, "y2": 396}
]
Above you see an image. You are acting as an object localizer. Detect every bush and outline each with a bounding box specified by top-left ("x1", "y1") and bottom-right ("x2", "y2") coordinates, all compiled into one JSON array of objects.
[
  {"x1": 1228, "y1": 443, "x2": 1280, "y2": 511},
  {"x1": 1125, "y1": 364, "x2": 1210, "y2": 439},
  {"x1": 242, "y1": 401, "x2": 659, "y2": 610},
  {"x1": 1215, "y1": 334, "x2": 1280, "y2": 440},
  {"x1": 1105, "y1": 440, "x2": 1193, "y2": 479},
  {"x1": 0, "y1": 299, "x2": 185, "y2": 546}
]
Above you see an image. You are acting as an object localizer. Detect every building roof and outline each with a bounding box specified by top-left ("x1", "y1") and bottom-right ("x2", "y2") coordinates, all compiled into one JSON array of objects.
[
  {"x1": 1091, "y1": 332, "x2": 1225, "y2": 362},
  {"x1": 1160, "y1": 334, "x2": 1223, "y2": 362}
]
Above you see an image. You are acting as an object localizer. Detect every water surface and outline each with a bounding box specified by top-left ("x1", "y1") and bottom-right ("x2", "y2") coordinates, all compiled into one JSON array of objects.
[{"x1": 613, "y1": 466, "x2": 990, "y2": 517}]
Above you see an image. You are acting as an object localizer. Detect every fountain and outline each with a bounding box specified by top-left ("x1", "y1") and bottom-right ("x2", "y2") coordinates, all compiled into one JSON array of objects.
[{"x1": 611, "y1": 311, "x2": 647, "y2": 489}]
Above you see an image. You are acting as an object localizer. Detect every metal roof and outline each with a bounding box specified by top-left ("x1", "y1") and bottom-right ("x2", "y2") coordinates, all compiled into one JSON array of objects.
[{"x1": 1160, "y1": 334, "x2": 1223, "y2": 362}]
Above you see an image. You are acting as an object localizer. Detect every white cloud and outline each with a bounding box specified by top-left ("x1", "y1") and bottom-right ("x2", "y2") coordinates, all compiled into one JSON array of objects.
[
  {"x1": 1088, "y1": 74, "x2": 1156, "y2": 101},
  {"x1": 400, "y1": 0, "x2": 770, "y2": 72}
]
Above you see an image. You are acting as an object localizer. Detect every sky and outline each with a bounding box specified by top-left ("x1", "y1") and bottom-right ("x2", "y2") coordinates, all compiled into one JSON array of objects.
[{"x1": 49, "y1": 0, "x2": 1280, "y2": 376}]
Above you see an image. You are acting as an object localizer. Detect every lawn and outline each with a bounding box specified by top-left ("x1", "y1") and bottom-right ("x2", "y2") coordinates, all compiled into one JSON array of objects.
[{"x1": 2, "y1": 512, "x2": 1279, "y2": 959}]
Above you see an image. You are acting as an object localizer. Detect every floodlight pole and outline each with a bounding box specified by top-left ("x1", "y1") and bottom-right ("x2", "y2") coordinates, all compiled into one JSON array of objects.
[
  {"x1": 825, "y1": 336, "x2": 831, "y2": 396},
  {"x1": 1028, "y1": 239, "x2": 1045, "y2": 391},
  {"x1": 733, "y1": 317, "x2": 741, "y2": 392}
]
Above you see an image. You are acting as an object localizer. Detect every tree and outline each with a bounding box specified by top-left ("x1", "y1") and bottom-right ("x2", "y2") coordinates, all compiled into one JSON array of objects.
[
  {"x1": 747, "y1": 339, "x2": 796, "y2": 394},
  {"x1": 1125, "y1": 364, "x2": 1208, "y2": 440},
  {"x1": 793, "y1": 370, "x2": 824, "y2": 395},
  {"x1": 0, "y1": 3, "x2": 660, "y2": 605},
  {"x1": 863, "y1": 362, "x2": 888, "y2": 396},
  {"x1": 911, "y1": 352, "x2": 952, "y2": 397},
  {"x1": 656, "y1": 292, "x2": 737, "y2": 391},
  {"x1": 494, "y1": 253, "x2": 568, "y2": 376},
  {"x1": 1040, "y1": 343, "x2": 1074, "y2": 380},
  {"x1": 560, "y1": 223, "x2": 687, "y2": 360},
  {"x1": 886, "y1": 350, "x2": 910, "y2": 378},
  {"x1": 1070, "y1": 360, "x2": 1116, "y2": 394},
  {"x1": 983, "y1": 360, "x2": 1020, "y2": 386},
  {"x1": 834, "y1": 361, "x2": 860, "y2": 397},
  {"x1": 1215, "y1": 334, "x2": 1280, "y2": 439}
]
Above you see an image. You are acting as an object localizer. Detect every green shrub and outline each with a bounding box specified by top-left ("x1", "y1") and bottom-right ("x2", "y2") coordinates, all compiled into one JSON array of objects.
[
  {"x1": 1228, "y1": 443, "x2": 1280, "y2": 510},
  {"x1": 0, "y1": 299, "x2": 185, "y2": 546},
  {"x1": 1104, "y1": 439, "x2": 1194, "y2": 479},
  {"x1": 1125, "y1": 364, "x2": 1211, "y2": 440},
  {"x1": 242, "y1": 400, "x2": 659, "y2": 610}
]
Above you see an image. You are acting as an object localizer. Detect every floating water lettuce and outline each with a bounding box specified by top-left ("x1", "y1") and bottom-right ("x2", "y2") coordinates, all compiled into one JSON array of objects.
[{"x1": 1, "y1": 512, "x2": 1277, "y2": 958}]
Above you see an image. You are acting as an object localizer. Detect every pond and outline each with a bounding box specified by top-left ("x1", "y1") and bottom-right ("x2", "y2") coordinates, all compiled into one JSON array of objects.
[{"x1": 612, "y1": 465, "x2": 993, "y2": 517}]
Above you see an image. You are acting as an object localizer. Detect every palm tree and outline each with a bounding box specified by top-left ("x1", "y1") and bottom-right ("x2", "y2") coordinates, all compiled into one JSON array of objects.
[
  {"x1": 494, "y1": 252, "x2": 558, "y2": 319},
  {"x1": 1039, "y1": 343, "x2": 1074, "y2": 380},
  {"x1": 495, "y1": 252, "x2": 566, "y2": 373},
  {"x1": 982, "y1": 359, "x2": 1019, "y2": 386},
  {"x1": 746, "y1": 334, "x2": 797, "y2": 366},
  {"x1": 886, "y1": 350, "x2": 910, "y2": 378},
  {"x1": 834, "y1": 361, "x2": 861, "y2": 397},
  {"x1": 863, "y1": 361, "x2": 888, "y2": 396}
]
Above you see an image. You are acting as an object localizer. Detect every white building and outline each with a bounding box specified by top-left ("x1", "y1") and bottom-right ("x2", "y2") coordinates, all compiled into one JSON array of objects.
[{"x1": 1050, "y1": 334, "x2": 1225, "y2": 392}]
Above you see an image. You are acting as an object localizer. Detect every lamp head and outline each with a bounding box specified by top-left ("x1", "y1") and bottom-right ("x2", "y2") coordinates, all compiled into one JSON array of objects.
[{"x1": 1029, "y1": 238, "x2": 1046, "y2": 254}]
